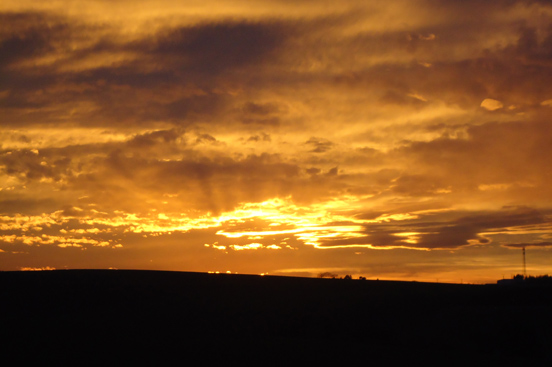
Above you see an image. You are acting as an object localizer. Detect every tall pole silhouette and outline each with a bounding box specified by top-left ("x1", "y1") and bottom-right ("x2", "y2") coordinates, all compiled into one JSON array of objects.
[{"x1": 523, "y1": 246, "x2": 527, "y2": 279}]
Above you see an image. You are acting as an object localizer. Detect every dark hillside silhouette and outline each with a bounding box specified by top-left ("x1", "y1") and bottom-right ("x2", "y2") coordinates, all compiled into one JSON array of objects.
[{"x1": 2, "y1": 270, "x2": 551, "y2": 363}]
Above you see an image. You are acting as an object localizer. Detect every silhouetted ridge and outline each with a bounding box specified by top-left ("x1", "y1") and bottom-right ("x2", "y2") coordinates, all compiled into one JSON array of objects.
[{"x1": 2, "y1": 270, "x2": 551, "y2": 363}]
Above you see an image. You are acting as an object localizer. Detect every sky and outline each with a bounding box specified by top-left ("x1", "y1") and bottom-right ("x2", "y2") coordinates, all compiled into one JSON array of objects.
[{"x1": 1, "y1": 0, "x2": 551, "y2": 283}]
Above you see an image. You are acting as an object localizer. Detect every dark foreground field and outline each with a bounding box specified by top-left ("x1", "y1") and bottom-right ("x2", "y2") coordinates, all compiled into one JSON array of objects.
[{"x1": 2, "y1": 270, "x2": 551, "y2": 363}]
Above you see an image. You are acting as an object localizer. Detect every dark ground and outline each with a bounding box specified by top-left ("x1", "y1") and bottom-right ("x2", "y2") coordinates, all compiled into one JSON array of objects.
[{"x1": 2, "y1": 270, "x2": 551, "y2": 363}]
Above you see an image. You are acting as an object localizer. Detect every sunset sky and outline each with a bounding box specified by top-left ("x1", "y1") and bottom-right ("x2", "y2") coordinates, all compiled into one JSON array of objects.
[{"x1": 1, "y1": 0, "x2": 551, "y2": 283}]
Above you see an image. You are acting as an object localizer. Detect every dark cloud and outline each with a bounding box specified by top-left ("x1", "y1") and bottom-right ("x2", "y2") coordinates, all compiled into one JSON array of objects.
[
  {"x1": 418, "y1": 207, "x2": 547, "y2": 250},
  {"x1": 306, "y1": 167, "x2": 321, "y2": 175},
  {"x1": 247, "y1": 133, "x2": 271, "y2": 142},
  {"x1": 127, "y1": 129, "x2": 181, "y2": 148},
  {"x1": 305, "y1": 137, "x2": 334, "y2": 153},
  {"x1": 503, "y1": 241, "x2": 552, "y2": 248},
  {"x1": 326, "y1": 167, "x2": 338, "y2": 176},
  {"x1": 241, "y1": 102, "x2": 280, "y2": 116},
  {"x1": 144, "y1": 21, "x2": 288, "y2": 74},
  {"x1": 0, "y1": 149, "x2": 71, "y2": 183},
  {"x1": 0, "y1": 12, "x2": 68, "y2": 68},
  {"x1": 319, "y1": 206, "x2": 549, "y2": 250},
  {"x1": 239, "y1": 102, "x2": 283, "y2": 126},
  {"x1": 195, "y1": 133, "x2": 218, "y2": 144}
]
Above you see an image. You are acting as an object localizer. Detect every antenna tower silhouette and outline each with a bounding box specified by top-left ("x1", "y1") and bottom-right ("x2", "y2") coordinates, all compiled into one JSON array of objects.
[{"x1": 522, "y1": 246, "x2": 527, "y2": 279}]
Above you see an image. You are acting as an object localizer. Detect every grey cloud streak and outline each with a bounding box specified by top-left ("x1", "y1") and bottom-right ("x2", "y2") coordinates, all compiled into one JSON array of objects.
[
  {"x1": 319, "y1": 206, "x2": 551, "y2": 250},
  {"x1": 504, "y1": 242, "x2": 552, "y2": 248}
]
